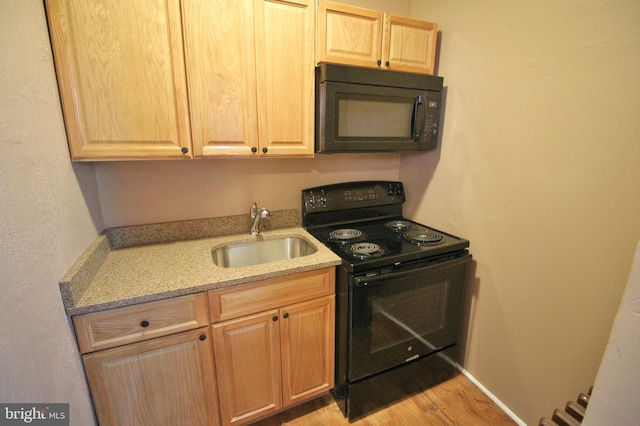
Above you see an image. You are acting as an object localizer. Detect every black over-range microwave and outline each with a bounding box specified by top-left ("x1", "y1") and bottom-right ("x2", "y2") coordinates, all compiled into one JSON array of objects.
[{"x1": 315, "y1": 63, "x2": 443, "y2": 153}]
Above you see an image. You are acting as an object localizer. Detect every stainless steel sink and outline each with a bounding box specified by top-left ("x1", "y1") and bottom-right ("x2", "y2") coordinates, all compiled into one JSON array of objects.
[{"x1": 212, "y1": 237, "x2": 317, "y2": 268}]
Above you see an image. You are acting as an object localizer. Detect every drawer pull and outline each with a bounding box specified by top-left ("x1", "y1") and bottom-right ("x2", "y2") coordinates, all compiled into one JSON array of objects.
[{"x1": 140, "y1": 320, "x2": 150, "y2": 328}]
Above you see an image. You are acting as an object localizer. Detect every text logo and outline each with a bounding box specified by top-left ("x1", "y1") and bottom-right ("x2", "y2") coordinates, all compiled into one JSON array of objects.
[{"x1": 0, "y1": 404, "x2": 68, "y2": 426}]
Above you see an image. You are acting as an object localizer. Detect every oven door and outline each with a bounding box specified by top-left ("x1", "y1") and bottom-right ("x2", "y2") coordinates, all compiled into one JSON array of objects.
[{"x1": 348, "y1": 254, "x2": 470, "y2": 382}]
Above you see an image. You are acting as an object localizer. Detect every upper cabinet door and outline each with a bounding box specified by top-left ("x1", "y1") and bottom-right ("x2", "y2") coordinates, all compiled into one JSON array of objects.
[
  {"x1": 46, "y1": 0, "x2": 192, "y2": 161},
  {"x1": 316, "y1": 0, "x2": 439, "y2": 75},
  {"x1": 254, "y1": 0, "x2": 315, "y2": 157},
  {"x1": 182, "y1": 0, "x2": 259, "y2": 157},
  {"x1": 383, "y1": 14, "x2": 438, "y2": 75},
  {"x1": 317, "y1": 0, "x2": 382, "y2": 69}
]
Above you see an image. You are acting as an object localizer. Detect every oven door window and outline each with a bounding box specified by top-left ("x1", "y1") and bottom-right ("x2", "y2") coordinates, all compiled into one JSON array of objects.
[{"x1": 349, "y1": 260, "x2": 467, "y2": 382}]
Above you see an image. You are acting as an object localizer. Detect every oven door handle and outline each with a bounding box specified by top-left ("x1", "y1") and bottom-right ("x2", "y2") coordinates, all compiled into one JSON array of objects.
[{"x1": 353, "y1": 253, "x2": 471, "y2": 287}]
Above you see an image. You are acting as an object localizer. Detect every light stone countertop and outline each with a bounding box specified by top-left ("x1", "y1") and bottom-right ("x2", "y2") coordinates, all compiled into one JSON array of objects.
[{"x1": 59, "y1": 210, "x2": 342, "y2": 316}]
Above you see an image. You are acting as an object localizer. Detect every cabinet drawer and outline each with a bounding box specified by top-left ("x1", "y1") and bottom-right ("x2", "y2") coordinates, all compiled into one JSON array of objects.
[
  {"x1": 73, "y1": 293, "x2": 209, "y2": 353},
  {"x1": 208, "y1": 267, "x2": 335, "y2": 322}
]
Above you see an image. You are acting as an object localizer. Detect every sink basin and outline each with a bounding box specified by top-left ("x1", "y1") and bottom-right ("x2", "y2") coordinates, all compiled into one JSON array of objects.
[{"x1": 212, "y1": 237, "x2": 317, "y2": 268}]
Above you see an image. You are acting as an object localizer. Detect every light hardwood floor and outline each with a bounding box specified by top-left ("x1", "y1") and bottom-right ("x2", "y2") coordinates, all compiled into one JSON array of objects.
[{"x1": 252, "y1": 373, "x2": 517, "y2": 425}]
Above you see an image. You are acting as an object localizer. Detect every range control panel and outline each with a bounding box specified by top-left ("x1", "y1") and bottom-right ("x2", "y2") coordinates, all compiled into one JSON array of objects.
[{"x1": 302, "y1": 181, "x2": 405, "y2": 213}]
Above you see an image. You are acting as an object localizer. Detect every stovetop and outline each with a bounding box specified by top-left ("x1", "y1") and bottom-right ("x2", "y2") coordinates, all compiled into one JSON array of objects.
[
  {"x1": 302, "y1": 181, "x2": 470, "y2": 273},
  {"x1": 306, "y1": 217, "x2": 469, "y2": 273}
]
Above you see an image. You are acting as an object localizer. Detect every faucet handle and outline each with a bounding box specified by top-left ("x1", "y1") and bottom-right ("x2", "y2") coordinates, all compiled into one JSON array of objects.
[{"x1": 251, "y1": 201, "x2": 259, "y2": 218}]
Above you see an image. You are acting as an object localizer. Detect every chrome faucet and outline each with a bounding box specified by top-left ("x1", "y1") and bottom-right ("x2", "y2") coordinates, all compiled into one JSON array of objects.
[{"x1": 250, "y1": 201, "x2": 271, "y2": 235}]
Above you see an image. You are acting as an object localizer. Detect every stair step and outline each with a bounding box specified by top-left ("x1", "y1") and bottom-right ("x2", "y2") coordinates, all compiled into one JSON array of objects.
[
  {"x1": 577, "y1": 392, "x2": 590, "y2": 408},
  {"x1": 539, "y1": 386, "x2": 591, "y2": 426},
  {"x1": 552, "y1": 409, "x2": 581, "y2": 426},
  {"x1": 539, "y1": 417, "x2": 560, "y2": 426},
  {"x1": 566, "y1": 400, "x2": 585, "y2": 421}
]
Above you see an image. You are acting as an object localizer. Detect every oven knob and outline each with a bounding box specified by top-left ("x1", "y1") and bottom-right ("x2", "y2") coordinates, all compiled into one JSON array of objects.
[{"x1": 408, "y1": 346, "x2": 412, "y2": 351}]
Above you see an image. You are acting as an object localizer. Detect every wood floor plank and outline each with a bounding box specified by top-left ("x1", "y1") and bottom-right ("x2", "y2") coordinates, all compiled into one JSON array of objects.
[{"x1": 251, "y1": 373, "x2": 516, "y2": 425}]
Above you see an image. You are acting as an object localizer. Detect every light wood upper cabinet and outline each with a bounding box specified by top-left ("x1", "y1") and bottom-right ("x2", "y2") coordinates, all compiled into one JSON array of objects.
[
  {"x1": 317, "y1": 0, "x2": 439, "y2": 75},
  {"x1": 383, "y1": 14, "x2": 439, "y2": 74},
  {"x1": 182, "y1": 0, "x2": 259, "y2": 157},
  {"x1": 182, "y1": 0, "x2": 315, "y2": 158},
  {"x1": 45, "y1": 0, "x2": 192, "y2": 160},
  {"x1": 317, "y1": 1, "x2": 383, "y2": 69},
  {"x1": 254, "y1": 0, "x2": 316, "y2": 157},
  {"x1": 47, "y1": 0, "x2": 314, "y2": 160}
]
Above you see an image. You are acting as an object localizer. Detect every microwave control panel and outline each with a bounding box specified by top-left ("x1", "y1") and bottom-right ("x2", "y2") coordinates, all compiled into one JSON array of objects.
[{"x1": 421, "y1": 91, "x2": 441, "y2": 150}]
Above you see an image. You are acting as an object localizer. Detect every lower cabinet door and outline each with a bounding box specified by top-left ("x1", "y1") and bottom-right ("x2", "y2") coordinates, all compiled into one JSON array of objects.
[
  {"x1": 83, "y1": 327, "x2": 219, "y2": 426},
  {"x1": 212, "y1": 309, "x2": 282, "y2": 426},
  {"x1": 280, "y1": 295, "x2": 335, "y2": 406}
]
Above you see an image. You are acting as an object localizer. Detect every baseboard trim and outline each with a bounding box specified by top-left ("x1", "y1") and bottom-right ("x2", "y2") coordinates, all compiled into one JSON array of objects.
[{"x1": 454, "y1": 365, "x2": 526, "y2": 425}]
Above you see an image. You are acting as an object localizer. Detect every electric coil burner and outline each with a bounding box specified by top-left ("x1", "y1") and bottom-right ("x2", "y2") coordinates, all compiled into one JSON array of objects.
[
  {"x1": 384, "y1": 220, "x2": 414, "y2": 231},
  {"x1": 405, "y1": 229, "x2": 444, "y2": 245},
  {"x1": 349, "y1": 242, "x2": 383, "y2": 259},
  {"x1": 302, "y1": 181, "x2": 472, "y2": 422},
  {"x1": 328, "y1": 229, "x2": 365, "y2": 244}
]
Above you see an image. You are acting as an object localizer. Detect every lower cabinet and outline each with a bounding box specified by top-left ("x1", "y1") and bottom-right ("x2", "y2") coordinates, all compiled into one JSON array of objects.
[
  {"x1": 209, "y1": 267, "x2": 336, "y2": 426},
  {"x1": 72, "y1": 268, "x2": 335, "y2": 426},
  {"x1": 83, "y1": 327, "x2": 219, "y2": 426},
  {"x1": 73, "y1": 293, "x2": 220, "y2": 426},
  {"x1": 212, "y1": 296, "x2": 335, "y2": 425},
  {"x1": 212, "y1": 310, "x2": 282, "y2": 424}
]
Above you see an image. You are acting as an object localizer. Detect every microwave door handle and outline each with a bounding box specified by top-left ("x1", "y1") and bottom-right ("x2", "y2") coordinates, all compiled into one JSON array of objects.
[{"x1": 411, "y1": 96, "x2": 423, "y2": 141}]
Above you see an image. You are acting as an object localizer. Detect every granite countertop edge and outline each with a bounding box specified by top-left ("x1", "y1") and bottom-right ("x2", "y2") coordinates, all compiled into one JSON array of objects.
[{"x1": 60, "y1": 210, "x2": 342, "y2": 316}]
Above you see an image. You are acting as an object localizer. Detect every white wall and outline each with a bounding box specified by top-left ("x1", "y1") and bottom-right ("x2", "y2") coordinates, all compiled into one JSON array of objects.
[
  {"x1": 402, "y1": 1, "x2": 640, "y2": 424},
  {"x1": 0, "y1": 1, "x2": 102, "y2": 424},
  {"x1": 583, "y1": 241, "x2": 640, "y2": 425}
]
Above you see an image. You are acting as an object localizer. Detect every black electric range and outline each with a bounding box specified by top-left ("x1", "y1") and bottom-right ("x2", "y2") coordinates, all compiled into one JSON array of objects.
[{"x1": 302, "y1": 180, "x2": 472, "y2": 422}]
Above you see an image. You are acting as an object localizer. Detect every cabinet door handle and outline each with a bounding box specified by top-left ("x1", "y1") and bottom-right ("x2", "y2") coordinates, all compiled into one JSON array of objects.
[
  {"x1": 377, "y1": 59, "x2": 382, "y2": 66},
  {"x1": 140, "y1": 320, "x2": 150, "y2": 328},
  {"x1": 283, "y1": 313, "x2": 289, "y2": 319},
  {"x1": 181, "y1": 147, "x2": 188, "y2": 154},
  {"x1": 199, "y1": 334, "x2": 207, "y2": 341},
  {"x1": 251, "y1": 146, "x2": 257, "y2": 153},
  {"x1": 272, "y1": 315, "x2": 278, "y2": 321},
  {"x1": 262, "y1": 147, "x2": 268, "y2": 154}
]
